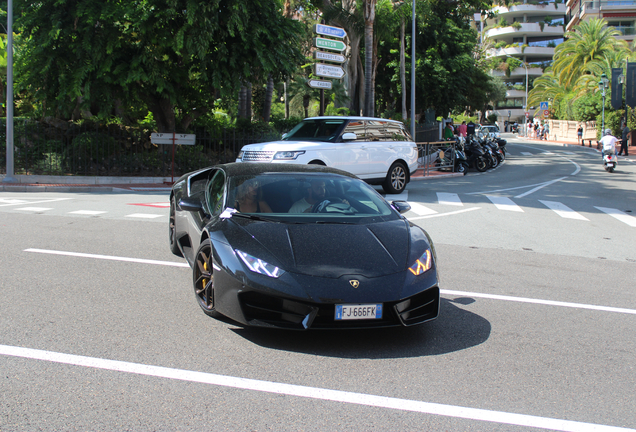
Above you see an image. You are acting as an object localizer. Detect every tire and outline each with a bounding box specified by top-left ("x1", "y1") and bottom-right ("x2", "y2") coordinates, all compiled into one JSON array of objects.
[
  {"x1": 490, "y1": 154, "x2": 499, "y2": 169},
  {"x1": 382, "y1": 162, "x2": 408, "y2": 194},
  {"x1": 475, "y1": 157, "x2": 489, "y2": 172},
  {"x1": 455, "y1": 163, "x2": 467, "y2": 174},
  {"x1": 169, "y1": 197, "x2": 183, "y2": 257},
  {"x1": 192, "y1": 238, "x2": 221, "y2": 318}
]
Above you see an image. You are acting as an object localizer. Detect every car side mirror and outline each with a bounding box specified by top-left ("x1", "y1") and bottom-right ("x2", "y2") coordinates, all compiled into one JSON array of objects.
[
  {"x1": 179, "y1": 198, "x2": 204, "y2": 213},
  {"x1": 341, "y1": 132, "x2": 357, "y2": 141},
  {"x1": 391, "y1": 200, "x2": 411, "y2": 214}
]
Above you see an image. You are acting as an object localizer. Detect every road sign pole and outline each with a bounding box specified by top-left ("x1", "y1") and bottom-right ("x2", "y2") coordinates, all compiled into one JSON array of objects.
[{"x1": 320, "y1": 90, "x2": 325, "y2": 116}]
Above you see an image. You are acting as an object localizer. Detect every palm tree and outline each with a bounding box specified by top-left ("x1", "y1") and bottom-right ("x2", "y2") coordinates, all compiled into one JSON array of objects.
[{"x1": 552, "y1": 18, "x2": 627, "y2": 89}]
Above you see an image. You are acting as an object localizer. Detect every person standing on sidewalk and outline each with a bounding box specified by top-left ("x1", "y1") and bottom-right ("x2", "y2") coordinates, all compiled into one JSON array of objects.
[
  {"x1": 577, "y1": 125, "x2": 583, "y2": 145},
  {"x1": 619, "y1": 123, "x2": 630, "y2": 156}
]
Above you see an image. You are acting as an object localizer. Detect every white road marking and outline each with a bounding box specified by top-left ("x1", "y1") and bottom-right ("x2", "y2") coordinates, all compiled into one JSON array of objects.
[
  {"x1": 520, "y1": 152, "x2": 533, "y2": 156},
  {"x1": 16, "y1": 207, "x2": 53, "y2": 212},
  {"x1": 407, "y1": 207, "x2": 480, "y2": 220},
  {"x1": 515, "y1": 177, "x2": 569, "y2": 199},
  {"x1": 0, "y1": 197, "x2": 72, "y2": 207},
  {"x1": 539, "y1": 200, "x2": 588, "y2": 221},
  {"x1": 595, "y1": 207, "x2": 636, "y2": 227},
  {"x1": 0, "y1": 344, "x2": 632, "y2": 432},
  {"x1": 125, "y1": 213, "x2": 163, "y2": 219},
  {"x1": 442, "y1": 289, "x2": 636, "y2": 316},
  {"x1": 407, "y1": 202, "x2": 437, "y2": 216},
  {"x1": 69, "y1": 210, "x2": 107, "y2": 215},
  {"x1": 543, "y1": 152, "x2": 555, "y2": 155},
  {"x1": 437, "y1": 192, "x2": 463, "y2": 206},
  {"x1": 486, "y1": 196, "x2": 524, "y2": 212},
  {"x1": 24, "y1": 249, "x2": 189, "y2": 268}
]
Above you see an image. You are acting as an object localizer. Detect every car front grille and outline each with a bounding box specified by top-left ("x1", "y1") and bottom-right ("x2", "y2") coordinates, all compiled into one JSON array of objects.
[
  {"x1": 241, "y1": 151, "x2": 275, "y2": 162},
  {"x1": 238, "y1": 287, "x2": 439, "y2": 330}
]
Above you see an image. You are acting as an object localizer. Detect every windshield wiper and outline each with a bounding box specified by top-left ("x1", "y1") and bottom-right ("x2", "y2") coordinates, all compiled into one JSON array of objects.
[
  {"x1": 231, "y1": 213, "x2": 281, "y2": 223},
  {"x1": 314, "y1": 220, "x2": 355, "y2": 225}
]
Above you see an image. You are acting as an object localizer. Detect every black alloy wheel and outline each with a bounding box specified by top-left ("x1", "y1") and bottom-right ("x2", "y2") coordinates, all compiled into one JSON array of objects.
[
  {"x1": 169, "y1": 197, "x2": 183, "y2": 257},
  {"x1": 383, "y1": 162, "x2": 408, "y2": 194},
  {"x1": 475, "y1": 157, "x2": 489, "y2": 172},
  {"x1": 193, "y1": 239, "x2": 220, "y2": 317}
]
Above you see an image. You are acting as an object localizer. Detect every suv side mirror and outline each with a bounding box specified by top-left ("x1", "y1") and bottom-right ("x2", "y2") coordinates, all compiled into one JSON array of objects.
[{"x1": 341, "y1": 132, "x2": 357, "y2": 141}]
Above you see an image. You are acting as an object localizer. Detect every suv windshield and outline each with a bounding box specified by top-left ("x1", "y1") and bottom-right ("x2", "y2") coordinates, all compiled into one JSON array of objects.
[
  {"x1": 282, "y1": 119, "x2": 347, "y2": 142},
  {"x1": 226, "y1": 173, "x2": 398, "y2": 224}
]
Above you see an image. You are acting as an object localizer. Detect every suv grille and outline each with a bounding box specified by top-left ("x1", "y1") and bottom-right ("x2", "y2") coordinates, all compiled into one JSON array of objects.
[{"x1": 242, "y1": 151, "x2": 275, "y2": 162}]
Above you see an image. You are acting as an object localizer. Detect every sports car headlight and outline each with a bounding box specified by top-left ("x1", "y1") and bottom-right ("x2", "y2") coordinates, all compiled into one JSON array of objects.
[
  {"x1": 236, "y1": 250, "x2": 285, "y2": 278},
  {"x1": 408, "y1": 249, "x2": 432, "y2": 276},
  {"x1": 273, "y1": 150, "x2": 305, "y2": 160}
]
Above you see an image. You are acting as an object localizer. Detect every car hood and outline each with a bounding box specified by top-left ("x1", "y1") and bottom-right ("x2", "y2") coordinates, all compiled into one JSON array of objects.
[
  {"x1": 232, "y1": 219, "x2": 411, "y2": 278},
  {"x1": 241, "y1": 140, "x2": 340, "y2": 151}
]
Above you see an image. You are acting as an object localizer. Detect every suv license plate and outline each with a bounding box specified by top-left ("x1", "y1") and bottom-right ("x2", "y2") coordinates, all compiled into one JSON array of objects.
[{"x1": 335, "y1": 304, "x2": 383, "y2": 320}]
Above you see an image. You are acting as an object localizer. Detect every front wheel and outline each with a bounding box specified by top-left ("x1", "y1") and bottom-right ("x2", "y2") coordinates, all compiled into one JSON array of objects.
[
  {"x1": 475, "y1": 157, "x2": 489, "y2": 172},
  {"x1": 382, "y1": 162, "x2": 408, "y2": 194},
  {"x1": 455, "y1": 162, "x2": 467, "y2": 174},
  {"x1": 193, "y1": 239, "x2": 221, "y2": 318}
]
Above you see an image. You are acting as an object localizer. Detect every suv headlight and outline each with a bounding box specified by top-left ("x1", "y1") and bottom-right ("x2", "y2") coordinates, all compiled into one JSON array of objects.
[
  {"x1": 236, "y1": 250, "x2": 285, "y2": 278},
  {"x1": 273, "y1": 151, "x2": 305, "y2": 160},
  {"x1": 237, "y1": 150, "x2": 244, "y2": 159}
]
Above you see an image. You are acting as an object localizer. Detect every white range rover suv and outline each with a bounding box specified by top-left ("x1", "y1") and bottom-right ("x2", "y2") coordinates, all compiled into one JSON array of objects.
[{"x1": 236, "y1": 116, "x2": 418, "y2": 194}]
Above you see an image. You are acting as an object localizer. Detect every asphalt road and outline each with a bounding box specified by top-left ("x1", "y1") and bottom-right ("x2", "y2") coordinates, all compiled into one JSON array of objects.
[{"x1": 1, "y1": 135, "x2": 635, "y2": 431}]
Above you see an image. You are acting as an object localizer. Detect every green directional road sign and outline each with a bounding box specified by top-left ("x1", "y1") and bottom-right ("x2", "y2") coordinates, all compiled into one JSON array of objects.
[{"x1": 313, "y1": 37, "x2": 346, "y2": 52}]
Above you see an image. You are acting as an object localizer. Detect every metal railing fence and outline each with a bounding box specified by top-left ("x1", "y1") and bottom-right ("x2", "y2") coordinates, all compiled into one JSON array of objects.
[{"x1": 0, "y1": 120, "x2": 281, "y2": 177}]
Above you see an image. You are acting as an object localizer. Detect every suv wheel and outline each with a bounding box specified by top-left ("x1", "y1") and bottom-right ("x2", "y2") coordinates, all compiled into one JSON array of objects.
[{"x1": 382, "y1": 162, "x2": 408, "y2": 194}]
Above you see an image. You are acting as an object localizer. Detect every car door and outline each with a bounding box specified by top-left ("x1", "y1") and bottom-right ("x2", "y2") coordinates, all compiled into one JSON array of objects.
[
  {"x1": 336, "y1": 120, "x2": 369, "y2": 176},
  {"x1": 364, "y1": 120, "x2": 396, "y2": 179}
]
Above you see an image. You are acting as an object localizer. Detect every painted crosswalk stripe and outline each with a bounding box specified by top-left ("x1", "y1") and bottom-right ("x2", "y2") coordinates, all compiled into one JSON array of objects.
[
  {"x1": 486, "y1": 196, "x2": 524, "y2": 212},
  {"x1": 520, "y1": 152, "x2": 533, "y2": 156},
  {"x1": 437, "y1": 192, "x2": 462, "y2": 206},
  {"x1": 125, "y1": 214, "x2": 163, "y2": 219},
  {"x1": 595, "y1": 207, "x2": 636, "y2": 227},
  {"x1": 16, "y1": 207, "x2": 52, "y2": 212},
  {"x1": 407, "y1": 202, "x2": 437, "y2": 216},
  {"x1": 539, "y1": 200, "x2": 588, "y2": 221},
  {"x1": 69, "y1": 210, "x2": 107, "y2": 215}
]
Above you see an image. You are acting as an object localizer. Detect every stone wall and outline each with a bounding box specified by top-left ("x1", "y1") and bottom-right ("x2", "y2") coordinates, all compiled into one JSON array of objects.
[{"x1": 544, "y1": 119, "x2": 597, "y2": 142}]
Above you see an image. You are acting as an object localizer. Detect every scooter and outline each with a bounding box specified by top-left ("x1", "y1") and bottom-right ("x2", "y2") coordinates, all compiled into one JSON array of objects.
[{"x1": 603, "y1": 150, "x2": 617, "y2": 172}]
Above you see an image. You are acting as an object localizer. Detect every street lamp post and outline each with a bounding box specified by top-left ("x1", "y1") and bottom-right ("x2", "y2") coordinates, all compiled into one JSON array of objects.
[{"x1": 599, "y1": 73, "x2": 609, "y2": 133}]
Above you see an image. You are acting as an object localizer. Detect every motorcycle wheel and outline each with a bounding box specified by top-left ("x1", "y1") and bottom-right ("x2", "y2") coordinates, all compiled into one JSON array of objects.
[
  {"x1": 455, "y1": 163, "x2": 468, "y2": 175},
  {"x1": 475, "y1": 157, "x2": 489, "y2": 172}
]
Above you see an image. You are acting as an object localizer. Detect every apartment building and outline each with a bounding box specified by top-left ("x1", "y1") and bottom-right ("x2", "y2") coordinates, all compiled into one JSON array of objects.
[
  {"x1": 474, "y1": 1, "x2": 566, "y2": 124},
  {"x1": 566, "y1": 0, "x2": 636, "y2": 43}
]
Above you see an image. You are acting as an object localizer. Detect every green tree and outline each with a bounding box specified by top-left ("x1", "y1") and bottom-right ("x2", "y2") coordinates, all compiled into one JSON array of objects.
[{"x1": 15, "y1": 0, "x2": 305, "y2": 132}]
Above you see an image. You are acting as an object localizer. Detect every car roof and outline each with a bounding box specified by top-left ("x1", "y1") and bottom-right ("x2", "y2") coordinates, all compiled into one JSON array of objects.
[
  {"x1": 303, "y1": 116, "x2": 405, "y2": 124},
  {"x1": 219, "y1": 162, "x2": 359, "y2": 179}
]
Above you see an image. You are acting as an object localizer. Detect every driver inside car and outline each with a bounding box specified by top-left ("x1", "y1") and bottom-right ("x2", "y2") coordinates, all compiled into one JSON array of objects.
[{"x1": 289, "y1": 179, "x2": 349, "y2": 213}]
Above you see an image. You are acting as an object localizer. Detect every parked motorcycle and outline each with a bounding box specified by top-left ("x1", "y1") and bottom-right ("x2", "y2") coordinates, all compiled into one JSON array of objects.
[{"x1": 463, "y1": 136, "x2": 490, "y2": 172}]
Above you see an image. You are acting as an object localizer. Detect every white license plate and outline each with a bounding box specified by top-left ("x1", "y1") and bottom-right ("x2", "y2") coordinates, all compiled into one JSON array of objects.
[{"x1": 335, "y1": 304, "x2": 383, "y2": 320}]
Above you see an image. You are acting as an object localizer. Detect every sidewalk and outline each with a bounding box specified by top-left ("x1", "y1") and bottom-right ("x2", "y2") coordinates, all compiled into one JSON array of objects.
[{"x1": 0, "y1": 174, "x2": 174, "y2": 193}]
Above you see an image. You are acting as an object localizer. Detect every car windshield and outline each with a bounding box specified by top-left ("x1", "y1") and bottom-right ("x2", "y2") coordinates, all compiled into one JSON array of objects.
[
  {"x1": 226, "y1": 173, "x2": 399, "y2": 224},
  {"x1": 282, "y1": 119, "x2": 347, "y2": 142}
]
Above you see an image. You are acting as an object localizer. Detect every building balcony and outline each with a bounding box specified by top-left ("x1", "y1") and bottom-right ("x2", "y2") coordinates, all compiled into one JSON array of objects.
[
  {"x1": 489, "y1": 46, "x2": 556, "y2": 59},
  {"x1": 486, "y1": 23, "x2": 565, "y2": 42},
  {"x1": 492, "y1": 3, "x2": 567, "y2": 20},
  {"x1": 567, "y1": 1, "x2": 636, "y2": 30},
  {"x1": 492, "y1": 67, "x2": 544, "y2": 79},
  {"x1": 506, "y1": 89, "x2": 528, "y2": 98}
]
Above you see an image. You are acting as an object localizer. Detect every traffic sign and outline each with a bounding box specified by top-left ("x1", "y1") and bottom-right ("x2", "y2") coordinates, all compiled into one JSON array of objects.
[
  {"x1": 314, "y1": 37, "x2": 346, "y2": 52},
  {"x1": 314, "y1": 24, "x2": 347, "y2": 39},
  {"x1": 150, "y1": 133, "x2": 196, "y2": 145},
  {"x1": 543, "y1": 110, "x2": 549, "y2": 117},
  {"x1": 540, "y1": 101, "x2": 549, "y2": 110},
  {"x1": 315, "y1": 63, "x2": 346, "y2": 79},
  {"x1": 315, "y1": 51, "x2": 346, "y2": 63},
  {"x1": 307, "y1": 79, "x2": 333, "y2": 90},
  {"x1": 525, "y1": 112, "x2": 529, "y2": 118}
]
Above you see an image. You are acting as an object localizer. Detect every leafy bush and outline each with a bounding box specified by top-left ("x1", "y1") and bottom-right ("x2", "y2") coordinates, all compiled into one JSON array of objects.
[{"x1": 69, "y1": 132, "x2": 117, "y2": 162}]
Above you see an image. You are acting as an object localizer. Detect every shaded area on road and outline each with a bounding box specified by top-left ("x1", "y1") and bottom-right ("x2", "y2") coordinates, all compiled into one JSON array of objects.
[{"x1": 230, "y1": 298, "x2": 490, "y2": 359}]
